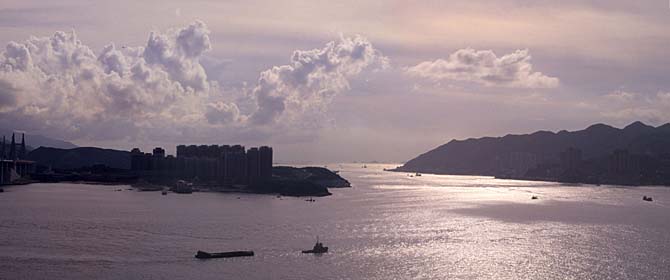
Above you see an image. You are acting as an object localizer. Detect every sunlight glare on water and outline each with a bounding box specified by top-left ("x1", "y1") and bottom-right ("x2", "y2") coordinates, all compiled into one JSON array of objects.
[{"x1": 0, "y1": 164, "x2": 669, "y2": 279}]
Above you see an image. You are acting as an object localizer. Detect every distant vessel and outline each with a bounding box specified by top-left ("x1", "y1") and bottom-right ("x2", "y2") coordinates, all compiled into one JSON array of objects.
[
  {"x1": 161, "y1": 190, "x2": 167, "y2": 195},
  {"x1": 302, "y1": 237, "x2": 328, "y2": 254},
  {"x1": 305, "y1": 197, "x2": 315, "y2": 202},
  {"x1": 531, "y1": 196, "x2": 538, "y2": 200},
  {"x1": 643, "y1": 196, "x2": 653, "y2": 202},
  {"x1": 171, "y1": 180, "x2": 193, "y2": 194},
  {"x1": 363, "y1": 165, "x2": 367, "y2": 168},
  {"x1": 195, "y1": 250, "x2": 254, "y2": 259},
  {"x1": 415, "y1": 173, "x2": 422, "y2": 177}
]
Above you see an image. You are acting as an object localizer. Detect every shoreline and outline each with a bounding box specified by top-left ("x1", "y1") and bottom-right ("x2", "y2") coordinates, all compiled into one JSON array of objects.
[
  {"x1": 1, "y1": 180, "x2": 334, "y2": 197},
  {"x1": 386, "y1": 168, "x2": 670, "y2": 188}
]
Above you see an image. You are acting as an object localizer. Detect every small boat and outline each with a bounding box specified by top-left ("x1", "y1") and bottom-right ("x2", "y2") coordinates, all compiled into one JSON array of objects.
[
  {"x1": 415, "y1": 173, "x2": 422, "y2": 177},
  {"x1": 195, "y1": 250, "x2": 254, "y2": 259},
  {"x1": 161, "y1": 190, "x2": 168, "y2": 195},
  {"x1": 362, "y1": 165, "x2": 367, "y2": 168},
  {"x1": 171, "y1": 180, "x2": 193, "y2": 194},
  {"x1": 531, "y1": 196, "x2": 538, "y2": 200},
  {"x1": 302, "y1": 237, "x2": 328, "y2": 254},
  {"x1": 0, "y1": 188, "x2": 4, "y2": 193},
  {"x1": 305, "y1": 198, "x2": 315, "y2": 202},
  {"x1": 643, "y1": 196, "x2": 653, "y2": 202}
]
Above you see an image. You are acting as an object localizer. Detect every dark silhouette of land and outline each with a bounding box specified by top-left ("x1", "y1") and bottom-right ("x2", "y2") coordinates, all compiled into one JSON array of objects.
[
  {"x1": 23, "y1": 145, "x2": 349, "y2": 196},
  {"x1": 0, "y1": 129, "x2": 77, "y2": 150},
  {"x1": 394, "y1": 121, "x2": 670, "y2": 186},
  {"x1": 27, "y1": 147, "x2": 131, "y2": 170}
]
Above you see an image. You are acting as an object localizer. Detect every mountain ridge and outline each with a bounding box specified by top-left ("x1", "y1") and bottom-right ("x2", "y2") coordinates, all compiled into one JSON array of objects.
[
  {"x1": 27, "y1": 147, "x2": 130, "y2": 170},
  {"x1": 395, "y1": 121, "x2": 670, "y2": 185}
]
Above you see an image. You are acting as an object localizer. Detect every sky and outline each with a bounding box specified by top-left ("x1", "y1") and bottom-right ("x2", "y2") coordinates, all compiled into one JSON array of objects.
[{"x1": 0, "y1": 0, "x2": 669, "y2": 163}]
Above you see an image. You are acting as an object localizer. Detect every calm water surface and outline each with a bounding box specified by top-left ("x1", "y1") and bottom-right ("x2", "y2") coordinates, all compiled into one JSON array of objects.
[{"x1": 1, "y1": 164, "x2": 669, "y2": 279}]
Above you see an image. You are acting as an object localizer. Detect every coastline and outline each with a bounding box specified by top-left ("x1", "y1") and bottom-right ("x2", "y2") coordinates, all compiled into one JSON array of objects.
[
  {"x1": 386, "y1": 168, "x2": 670, "y2": 188},
  {"x1": 3, "y1": 166, "x2": 351, "y2": 197}
]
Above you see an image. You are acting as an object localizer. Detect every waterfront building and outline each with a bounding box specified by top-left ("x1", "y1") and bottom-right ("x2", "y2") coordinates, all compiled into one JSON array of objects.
[
  {"x1": 130, "y1": 144, "x2": 273, "y2": 186},
  {"x1": 247, "y1": 148, "x2": 260, "y2": 185},
  {"x1": 259, "y1": 146, "x2": 273, "y2": 180},
  {"x1": 560, "y1": 147, "x2": 582, "y2": 171},
  {"x1": 1, "y1": 135, "x2": 5, "y2": 159}
]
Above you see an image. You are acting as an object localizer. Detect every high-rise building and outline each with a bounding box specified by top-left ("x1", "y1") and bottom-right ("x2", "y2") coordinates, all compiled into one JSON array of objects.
[
  {"x1": 246, "y1": 147, "x2": 260, "y2": 185},
  {"x1": 152, "y1": 147, "x2": 165, "y2": 158},
  {"x1": 130, "y1": 148, "x2": 150, "y2": 172},
  {"x1": 132, "y1": 144, "x2": 272, "y2": 186},
  {"x1": 223, "y1": 146, "x2": 246, "y2": 186},
  {"x1": 1, "y1": 135, "x2": 5, "y2": 159},
  {"x1": 609, "y1": 149, "x2": 639, "y2": 174},
  {"x1": 9, "y1": 133, "x2": 16, "y2": 160},
  {"x1": 560, "y1": 147, "x2": 582, "y2": 171},
  {"x1": 176, "y1": 145, "x2": 187, "y2": 158},
  {"x1": 259, "y1": 146, "x2": 273, "y2": 180}
]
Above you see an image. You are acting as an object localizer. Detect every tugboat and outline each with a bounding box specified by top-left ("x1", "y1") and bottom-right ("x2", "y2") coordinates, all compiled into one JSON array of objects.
[
  {"x1": 643, "y1": 196, "x2": 653, "y2": 202},
  {"x1": 302, "y1": 237, "x2": 328, "y2": 254}
]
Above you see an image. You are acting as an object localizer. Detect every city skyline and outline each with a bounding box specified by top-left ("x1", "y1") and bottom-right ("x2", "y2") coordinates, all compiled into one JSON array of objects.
[{"x1": 1, "y1": 1, "x2": 669, "y2": 163}]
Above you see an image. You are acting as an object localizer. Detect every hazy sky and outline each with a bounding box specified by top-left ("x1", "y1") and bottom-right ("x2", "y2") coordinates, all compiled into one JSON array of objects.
[{"x1": 0, "y1": 0, "x2": 669, "y2": 163}]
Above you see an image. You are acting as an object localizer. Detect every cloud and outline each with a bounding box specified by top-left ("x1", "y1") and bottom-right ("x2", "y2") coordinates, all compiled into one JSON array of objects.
[
  {"x1": 598, "y1": 90, "x2": 670, "y2": 124},
  {"x1": 0, "y1": 21, "x2": 213, "y2": 142},
  {"x1": 0, "y1": 21, "x2": 387, "y2": 148},
  {"x1": 250, "y1": 35, "x2": 389, "y2": 125},
  {"x1": 143, "y1": 21, "x2": 211, "y2": 91},
  {"x1": 0, "y1": 79, "x2": 18, "y2": 110},
  {"x1": 406, "y1": 48, "x2": 559, "y2": 88},
  {"x1": 205, "y1": 101, "x2": 241, "y2": 125}
]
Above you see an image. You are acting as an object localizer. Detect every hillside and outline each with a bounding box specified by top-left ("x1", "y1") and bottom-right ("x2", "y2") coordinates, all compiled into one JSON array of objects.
[
  {"x1": 0, "y1": 130, "x2": 77, "y2": 149},
  {"x1": 395, "y1": 121, "x2": 670, "y2": 185},
  {"x1": 27, "y1": 147, "x2": 131, "y2": 170}
]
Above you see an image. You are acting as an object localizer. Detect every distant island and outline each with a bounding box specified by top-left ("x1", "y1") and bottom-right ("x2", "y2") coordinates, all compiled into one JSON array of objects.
[
  {"x1": 393, "y1": 121, "x2": 670, "y2": 186},
  {"x1": 2, "y1": 140, "x2": 350, "y2": 196}
]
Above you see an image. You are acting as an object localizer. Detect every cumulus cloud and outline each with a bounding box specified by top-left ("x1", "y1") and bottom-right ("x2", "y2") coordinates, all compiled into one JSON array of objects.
[
  {"x1": 250, "y1": 35, "x2": 388, "y2": 125},
  {"x1": 0, "y1": 21, "x2": 387, "y2": 146},
  {"x1": 0, "y1": 21, "x2": 213, "y2": 141},
  {"x1": 205, "y1": 101, "x2": 241, "y2": 125},
  {"x1": 598, "y1": 90, "x2": 670, "y2": 123},
  {"x1": 406, "y1": 48, "x2": 559, "y2": 88},
  {"x1": 0, "y1": 79, "x2": 18, "y2": 110}
]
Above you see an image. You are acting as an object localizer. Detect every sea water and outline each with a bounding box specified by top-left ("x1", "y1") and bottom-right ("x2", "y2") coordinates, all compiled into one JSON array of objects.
[{"x1": 1, "y1": 164, "x2": 668, "y2": 279}]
